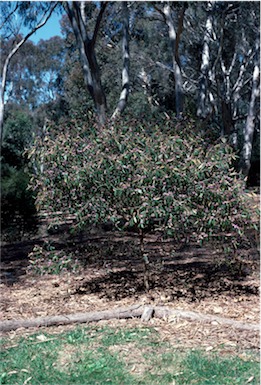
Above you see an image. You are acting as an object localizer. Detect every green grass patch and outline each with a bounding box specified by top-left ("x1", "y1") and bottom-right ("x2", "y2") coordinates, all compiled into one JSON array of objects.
[{"x1": 0, "y1": 326, "x2": 259, "y2": 385}]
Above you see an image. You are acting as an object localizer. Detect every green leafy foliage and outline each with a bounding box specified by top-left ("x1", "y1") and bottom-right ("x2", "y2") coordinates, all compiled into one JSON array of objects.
[
  {"x1": 2, "y1": 108, "x2": 33, "y2": 163},
  {"x1": 27, "y1": 242, "x2": 80, "y2": 275},
  {"x1": 1, "y1": 108, "x2": 37, "y2": 236},
  {"x1": 29, "y1": 117, "x2": 251, "y2": 246}
]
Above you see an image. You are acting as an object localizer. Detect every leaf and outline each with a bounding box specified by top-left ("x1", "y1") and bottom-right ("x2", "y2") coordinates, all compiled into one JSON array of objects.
[
  {"x1": 245, "y1": 376, "x2": 255, "y2": 383},
  {"x1": 23, "y1": 376, "x2": 32, "y2": 385},
  {"x1": 36, "y1": 334, "x2": 48, "y2": 341},
  {"x1": 205, "y1": 346, "x2": 214, "y2": 352},
  {"x1": 213, "y1": 306, "x2": 223, "y2": 314}
]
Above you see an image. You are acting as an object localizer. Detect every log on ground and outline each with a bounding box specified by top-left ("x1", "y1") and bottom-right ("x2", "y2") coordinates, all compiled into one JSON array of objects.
[{"x1": 0, "y1": 305, "x2": 259, "y2": 332}]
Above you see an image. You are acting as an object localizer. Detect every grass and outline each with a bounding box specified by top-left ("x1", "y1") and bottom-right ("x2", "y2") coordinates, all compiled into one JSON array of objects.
[{"x1": 0, "y1": 326, "x2": 259, "y2": 385}]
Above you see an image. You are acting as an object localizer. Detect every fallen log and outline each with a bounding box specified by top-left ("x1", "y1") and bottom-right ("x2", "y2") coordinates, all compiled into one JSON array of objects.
[
  {"x1": 153, "y1": 307, "x2": 260, "y2": 331},
  {"x1": 0, "y1": 305, "x2": 143, "y2": 333},
  {"x1": 0, "y1": 305, "x2": 259, "y2": 333}
]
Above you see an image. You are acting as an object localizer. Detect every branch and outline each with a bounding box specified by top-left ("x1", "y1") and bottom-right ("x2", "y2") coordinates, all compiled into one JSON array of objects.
[
  {"x1": 156, "y1": 61, "x2": 174, "y2": 73},
  {"x1": 175, "y1": 4, "x2": 186, "y2": 66},
  {"x1": 0, "y1": 2, "x2": 58, "y2": 144},
  {"x1": 0, "y1": 2, "x2": 19, "y2": 30},
  {"x1": 153, "y1": 4, "x2": 166, "y2": 22},
  {"x1": 232, "y1": 50, "x2": 255, "y2": 94},
  {"x1": 92, "y1": 2, "x2": 107, "y2": 47},
  {"x1": 211, "y1": 15, "x2": 224, "y2": 78},
  {"x1": 233, "y1": 114, "x2": 248, "y2": 121},
  {"x1": 64, "y1": 2, "x2": 94, "y2": 92},
  {"x1": 66, "y1": 2, "x2": 95, "y2": 46},
  {"x1": 0, "y1": 305, "x2": 259, "y2": 332},
  {"x1": 228, "y1": 52, "x2": 237, "y2": 75}
]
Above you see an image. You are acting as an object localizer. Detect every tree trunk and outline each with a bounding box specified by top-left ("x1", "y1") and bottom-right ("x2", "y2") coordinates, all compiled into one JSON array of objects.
[
  {"x1": 221, "y1": 100, "x2": 234, "y2": 136},
  {"x1": 163, "y1": 4, "x2": 185, "y2": 118},
  {"x1": 231, "y1": 48, "x2": 255, "y2": 149},
  {"x1": 111, "y1": 2, "x2": 130, "y2": 119},
  {"x1": 139, "y1": 230, "x2": 150, "y2": 291},
  {"x1": 240, "y1": 41, "x2": 260, "y2": 177},
  {"x1": 86, "y1": 46, "x2": 107, "y2": 125},
  {"x1": 197, "y1": 2, "x2": 213, "y2": 119},
  {"x1": 65, "y1": 1, "x2": 107, "y2": 125},
  {"x1": 0, "y1": 96, "x2": 4, "y2": 145}
]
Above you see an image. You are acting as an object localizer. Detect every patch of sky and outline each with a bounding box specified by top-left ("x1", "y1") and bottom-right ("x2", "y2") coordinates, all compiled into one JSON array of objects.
[{"x1": 23, "y1": 11, "x2": 63, "y2": 44}]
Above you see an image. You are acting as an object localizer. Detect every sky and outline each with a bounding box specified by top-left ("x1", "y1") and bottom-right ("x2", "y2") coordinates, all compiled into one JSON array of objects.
[{"x1": 28, "y1": 12, "x2": 63, "y2": 44}]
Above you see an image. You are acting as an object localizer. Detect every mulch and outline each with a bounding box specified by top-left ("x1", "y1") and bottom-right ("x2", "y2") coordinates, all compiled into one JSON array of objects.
[{"x1": 1, "y1": 232, "x2": 259, "y2": 353}]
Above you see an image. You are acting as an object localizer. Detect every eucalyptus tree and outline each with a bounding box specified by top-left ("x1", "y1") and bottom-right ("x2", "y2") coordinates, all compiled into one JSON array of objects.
[
  {"x1": 208, "y1": 1, "x2": 260, "y2": 179},
  {"x1": 179, "y1": 1, "x2": 259, "y2": 180},
  {"x1": 64, "y1": 1, "x2": 107, "y2": 124},
  {"x1": 239, "y1": 36, "x2": 260, "y2": 177},
  {"x1": 111, "y1": 1, "x2": 130, "y2": 119},
  {"x1": 2, "y1": 36, "x2": 65, "y2": 111},
  {"x1": 153, "y1": 2, "x2": 187, "y2": 118},
  {"x1": 196, "y1": 2, "x2": 216, "y2": 119},
  {"x1": 215, "y1": 3, "x2": 256, "y2": 140},
  {"x1": 64, "y1": 1, "x2": 130, "y2": 124},
  {"x1": 0, "y1": 1, "x2": 58, "y2": 144}
]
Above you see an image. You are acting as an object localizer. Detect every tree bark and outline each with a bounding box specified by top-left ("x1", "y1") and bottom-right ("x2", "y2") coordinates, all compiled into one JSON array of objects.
[
  {"x1": 0, "y1": 305, "x2": 259, "y2": 333},
  {"x1": 0, "y1": 3, "x2": 57, "y2": 144},
  {"x1": 221, "y1": 100, "x2": 234, "y2": 136},
  {"x1": 111, "y1": 2, "x2": 130, "y2": 119},
  {"x1": 240, "y1": 40, "x2": 260, "y2": 177},
  {"x1": 0, "y1": 305, "x2": 143, "y2": 332},
  {"x1": 197, "y1": 2, "x2": 213, "y2": 119},
  {"x1": 220, "y1": 53, "x2": 237, "y2": 138},
  {"x1": 163, "y1": 4, "x2": 185, "y2": 118},
  {"x1": 65, "y1": 1, "x2": 107, "y2": 125}
]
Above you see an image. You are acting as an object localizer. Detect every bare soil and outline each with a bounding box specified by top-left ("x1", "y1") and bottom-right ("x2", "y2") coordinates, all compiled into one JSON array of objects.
[{"x1": 0, "y1": 192, "x2": 260, "y2": 352}]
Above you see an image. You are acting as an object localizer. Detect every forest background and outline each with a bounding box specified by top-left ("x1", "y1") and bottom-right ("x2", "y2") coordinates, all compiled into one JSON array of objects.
[{"x1": 1, "y1": 1, "x2": 260, "y2": 246}]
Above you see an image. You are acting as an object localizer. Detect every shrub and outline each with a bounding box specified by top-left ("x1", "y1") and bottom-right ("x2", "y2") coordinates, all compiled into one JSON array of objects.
[
  {"x1": 29, "y1": 117, "x2": 257, "y2": 286},
  {"x1": 27, "y1": 242, "x2": 80, "y2": 275},
  {"x1": 28, "y1": 117, "x2": 252, "y2": 247},
  {"x1": 1, "y1": 166, "x2": 37, "y2": 237},
  {"x1": 1, "y1": 107, "x2": 37, "y2": 239}
]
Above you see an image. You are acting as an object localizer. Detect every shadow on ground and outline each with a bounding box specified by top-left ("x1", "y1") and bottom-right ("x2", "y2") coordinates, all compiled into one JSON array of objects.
[
  {"x1": 1, "y1": 229, "x2": 259, "y2": 303},
  {"x1": 0, "y1": 240, "x2": 37, "y2": 285},
  {"x1": 74, "y1": 260, "x2": 259, "y2": 302},
  {"x1": 73, "y1": 233, "x2": 259, "y2": 302}
]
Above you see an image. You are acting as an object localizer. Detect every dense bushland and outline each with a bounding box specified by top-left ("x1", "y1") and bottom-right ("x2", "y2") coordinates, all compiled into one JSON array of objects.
[
  {"x1": 1, "y1": 109, "x2": 37, "y2": 237},
  {"x1": 29, "y1": 117, "x2": 253, "y2": 248}
]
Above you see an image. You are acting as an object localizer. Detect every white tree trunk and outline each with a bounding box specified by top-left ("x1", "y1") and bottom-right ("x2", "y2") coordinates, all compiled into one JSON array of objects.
[
  {"x1": 163, "y1": 4, "x2": 184, "y2": 118},
  {"x1": 112, "y1": 2, "x2": 130, "y2": 119},
  {"x1": 197, "y1": 2, "x2": 213, "y2": 118},
  {"x1": 240, "y1": 43, "x2": 260, "y2": 177}
]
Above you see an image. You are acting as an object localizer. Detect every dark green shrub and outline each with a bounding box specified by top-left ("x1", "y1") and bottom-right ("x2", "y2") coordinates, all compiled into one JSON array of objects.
[
  {"x1": 2, "y1": 108, "x2": 33, "y2": 163},
  {"x1": 1, "y1": 107, "x2": 37, "y2": 238},
  {"x1": 1, "y1": 166, "x2": 36, "y2": 234}
]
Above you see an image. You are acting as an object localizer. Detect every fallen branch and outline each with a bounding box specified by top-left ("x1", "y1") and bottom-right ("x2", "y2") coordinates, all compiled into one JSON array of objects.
[
  {"x1": 153, "y1": 307, "x2": 260, "y2": 331},
  {"x1": 0, "y1": 305, "x2": 143, "y2": 332},
  {"x1": 0, "y1": 305, "x2": 259, "y2": 333}
]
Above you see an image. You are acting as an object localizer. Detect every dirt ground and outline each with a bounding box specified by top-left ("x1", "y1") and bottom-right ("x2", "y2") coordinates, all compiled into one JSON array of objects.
[{"x1": 1, "y1": 213, "x2": 260, "y2": 354}]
